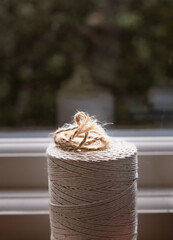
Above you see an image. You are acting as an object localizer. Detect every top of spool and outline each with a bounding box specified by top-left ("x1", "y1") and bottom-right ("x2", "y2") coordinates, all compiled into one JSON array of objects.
[
  {"x1": 48, "y1": 111, "x2": 137, "y2": 161},
  {"x1": 47, "y1": 138, "x2": 137, "y2": 162}
]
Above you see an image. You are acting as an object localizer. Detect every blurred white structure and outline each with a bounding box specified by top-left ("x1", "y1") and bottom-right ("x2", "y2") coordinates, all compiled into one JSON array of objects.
[
  {"x1": 57, "y1": 91, "x2": 115, "y2": 126},
  {"x1": 149, "y1": 86, "x2": 173, "y2": 111}
]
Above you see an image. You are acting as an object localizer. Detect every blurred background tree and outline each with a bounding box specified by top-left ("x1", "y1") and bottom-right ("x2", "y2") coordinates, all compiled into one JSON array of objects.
[
  {"x1": 0, "y1": 0, "x2": 172, "y2": 128},
  {"x1": 0, "y1": 0, "x2": 96, "y2": 127},
  {"x1": 88, "y1": 0, "x2": 173, "y2": 124}
]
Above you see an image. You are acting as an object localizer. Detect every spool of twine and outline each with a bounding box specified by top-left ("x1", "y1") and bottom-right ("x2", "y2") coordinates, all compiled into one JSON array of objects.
[{"x1": 47, "y1": 112, "x2": 138, "y2": 240}]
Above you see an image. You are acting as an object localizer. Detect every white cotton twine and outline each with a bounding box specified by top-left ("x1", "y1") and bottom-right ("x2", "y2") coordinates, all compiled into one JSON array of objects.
[{"x1": 47, "y1": 138, "x2": 138, "y2": 240}]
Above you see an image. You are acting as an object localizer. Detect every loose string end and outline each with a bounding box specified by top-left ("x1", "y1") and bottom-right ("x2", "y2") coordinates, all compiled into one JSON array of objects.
[{"x1": 53, "y1": 111, "x2": 110, "y2": 151}]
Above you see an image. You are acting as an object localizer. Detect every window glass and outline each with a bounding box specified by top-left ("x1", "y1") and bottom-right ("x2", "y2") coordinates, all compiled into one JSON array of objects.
[{"x1": 0, "y1": 0, "x2": 172, "y2": 130}]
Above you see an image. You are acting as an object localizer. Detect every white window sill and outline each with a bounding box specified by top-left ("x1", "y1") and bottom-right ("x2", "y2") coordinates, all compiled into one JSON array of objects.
[
  {"x1": 0, "y1": 131, "x2": 173, "y2": 215},
  {"x1": 0, "y1": 136, "x2": 173, "y2": 157},
  {"x1": 0, "y1": 188, "x2": 173, "y2": 215}
]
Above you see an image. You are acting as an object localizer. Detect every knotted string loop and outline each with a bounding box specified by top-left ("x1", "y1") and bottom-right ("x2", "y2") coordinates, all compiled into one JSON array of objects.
[{"x1": 54, "y1": 112, "x2": 110, "y2": 151}]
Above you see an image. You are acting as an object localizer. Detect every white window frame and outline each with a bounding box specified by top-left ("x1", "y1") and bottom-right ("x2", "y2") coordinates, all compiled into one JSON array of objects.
[{"x1": 0, "y1": 130, "x2": 173, "y2": 215}]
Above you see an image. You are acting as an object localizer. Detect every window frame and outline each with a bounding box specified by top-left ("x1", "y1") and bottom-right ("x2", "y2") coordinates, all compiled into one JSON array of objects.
[{"x1": 0, "y1": 129, "x2": 173, "y2": 215}]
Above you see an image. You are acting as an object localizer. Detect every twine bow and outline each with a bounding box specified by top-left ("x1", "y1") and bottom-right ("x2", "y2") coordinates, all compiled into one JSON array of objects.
[{"x1": 54, "y1": 112, "x2": 110, "y2": 151}]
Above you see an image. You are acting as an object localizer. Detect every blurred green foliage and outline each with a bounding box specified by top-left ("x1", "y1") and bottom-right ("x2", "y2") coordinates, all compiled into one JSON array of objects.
[
  {"x1": 0, "y1": 0, "x2": 95, "y2": 127},
  {"x1": 87, "y1": 0, "x2": 173, "y2": 124},
  {"x1": 0, "y1": 0, "x2": 172, "y2": 127},
  {"x1": 89, "y1": 0, "x2": 173, "y2": 93}
]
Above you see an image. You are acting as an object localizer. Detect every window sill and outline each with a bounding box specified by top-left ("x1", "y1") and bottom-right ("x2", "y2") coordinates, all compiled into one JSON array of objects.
[
  {"x1": 0, "y1": 132, "x2": 173, "y2": 215},
  {"x1": 0, "y1": 135, "x2": 173, "y2": 157},
  {"x1": 0, "y1": 188, "x2": 173, "y2": 215}
]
